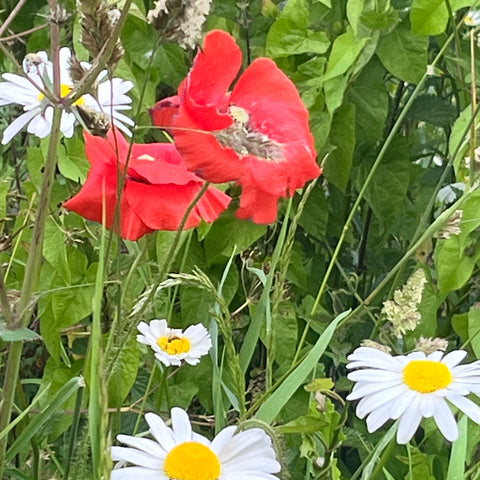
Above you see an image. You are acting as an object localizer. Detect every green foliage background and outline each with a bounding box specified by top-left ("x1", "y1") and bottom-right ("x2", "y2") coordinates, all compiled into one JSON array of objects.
[{"x1": 1, "y1": 0, "x2": 480, "y2": 479}]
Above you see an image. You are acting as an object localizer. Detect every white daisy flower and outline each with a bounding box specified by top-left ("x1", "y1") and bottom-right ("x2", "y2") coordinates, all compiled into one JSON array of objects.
[
  {"x1": 137, "y1": 319, "x2": 212, "y2": 367},
  {"x1": 346, "y1": 347, "x2": 480, "y2": 444},
  {"x1": 111, "y1": 407, "x2": 281, "y2": 480},
  {"x1": 465, "y1": 10, "x2": 480, "y2": 26},
  {"x1": 0, "y1": 47, "x2": 134, "y2": 144}
]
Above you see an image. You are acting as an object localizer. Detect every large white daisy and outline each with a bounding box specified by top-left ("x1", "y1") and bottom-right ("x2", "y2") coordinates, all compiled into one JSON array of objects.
[
  {"x1": 137, "y1": 319, "x2": 212, "y2": 367},
  {"x1": 111, "y1": 407, "x2": 281, "y2": 480},
  {"x1": 0, "y1": 47, "x2": 134, "y2": 144},
  {"x1": 346, "y1": 346, "x2": 480, "y2": 444}
]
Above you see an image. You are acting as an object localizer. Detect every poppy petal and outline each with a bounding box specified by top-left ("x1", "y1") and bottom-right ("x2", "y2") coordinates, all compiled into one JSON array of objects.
[
  {"x1": 129, "y1": 142, "x2": 200, "y2": 185},
  {"x1": 183, "y1": 30, "x2": 241, "y2": 110},
  {"x1": 63, "y1": 160, "x2": 118, "y2": 229},
  {"x1": 149, "y1": 95, "x2": 180, "y2": 129}
]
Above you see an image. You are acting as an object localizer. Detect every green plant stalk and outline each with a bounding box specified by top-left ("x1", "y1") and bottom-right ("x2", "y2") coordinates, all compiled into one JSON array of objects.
[
  {"x1": 470, "y1": 27, "x2": 477, "y2": 187},
  {"x1": 0, "y1": 105, "x2": 62, "y2": 476},
  {"x1": 104, "y1": 184, "x2": 208, "y2": 412},
  {"x1": 239, "y1": 199, "x2": 293, "y2": 373},
  {"x1": 364, "y1": 184, "x2": 477, "y2": 305},
  {"x1": 309, "y1": 29, "x2": 457, "y2": 317},
  {"x1": 133, "y1": 361, "x2": 159, "y2": 435},
  {"x1": 267, "y1": 182, "x2": 317, "y2": 389},
  {"x1": 5, "y1": 377, "x2": 84, "y2": 462},
  {"x1": 89, "y1": 193, "x2": 108, "y2": 479},
  {"x1": 64, "y1": 387, "x2": 84, "y2": 480}
]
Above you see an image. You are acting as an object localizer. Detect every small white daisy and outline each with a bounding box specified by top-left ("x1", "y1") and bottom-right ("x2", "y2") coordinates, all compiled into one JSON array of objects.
[
  {"x1": 346, "y1": 346, "x2": 480, "y2": 444},
  {"x1": 465, "y1": 9, "x2": 480, "y2": 26},
  {"x1": 137, "y1": 319, "x2": 212, "y2": 367},
  {"x1": 111, "y1": 407, "x2": 281, "y2": 480},
  {"x1": 0, "y1": 47, "x2": 134, "y2": 144}
]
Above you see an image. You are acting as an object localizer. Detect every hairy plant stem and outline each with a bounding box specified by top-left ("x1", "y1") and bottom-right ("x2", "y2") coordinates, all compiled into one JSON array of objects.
[
  {"x1": 0, "y1": 6, "x2": 63, "y2": 472},
  {"x1": 0, "y1": 86, "x2": 62, "y2": 480}
]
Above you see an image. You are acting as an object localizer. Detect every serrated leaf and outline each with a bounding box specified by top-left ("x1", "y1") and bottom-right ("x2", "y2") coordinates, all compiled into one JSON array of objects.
[{"x1": 377, "y1": 19, "x2": 428, "y2": 84}]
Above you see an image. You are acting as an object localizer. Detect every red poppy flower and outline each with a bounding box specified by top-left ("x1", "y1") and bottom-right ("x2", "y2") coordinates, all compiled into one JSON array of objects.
[
  {"x1": 150, "y1": 30, "x2": 321, "y2": 224},
  {"x1": 63, "y1": 130, "x2": 231, "y2": 241}
]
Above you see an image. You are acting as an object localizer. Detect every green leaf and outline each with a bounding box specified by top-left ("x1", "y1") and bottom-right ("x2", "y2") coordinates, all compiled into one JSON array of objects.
[
  {"x1": 449, "y1": 104, "x2": 473, "y2": 166},
  {"x1": 255, "y1": 310, "x2": 348, "y2": 423},
  {"x1": 347, "y1": 57, "x2": 389, "y2": 145},
  {"x1": 324, "y1": 27, "x2": 367, "y2": 81},
  {"x1": 0, "y1": 326, "x2": 41, "y2": 342},
  {"x1": 26, "y1": 147, "x2": 45, "y2": 190},
  {"x1": 467, "y1": 305, "x2": 480, "y2": 359},
  {"x1": 323, "y1": 103, "x2": 356, "y2": 191},
  {"x1": 452, "y1": 312, "x2": 469, "y2": 342},
  {"x1": 43, "y1": 219, "x2": 71, "y2": 283},
  {"x1": 106, "y1": 332, "x2": 140, "y2": 407},
  {"x1": 5, "y1": 377, "x2": 84, "y2": 462},
  {"x1": 0, "y1": 179, "x2": 10, "y2": 219},
  {"x1": 304, "y1": 378, "x2": 335, "y2": 391},
  {"x1": 278, "y1": 415, "x2": 329, "y2": 434},
  {"x1": 57, "y1": 135, "x2": 90, "y2": 183},
  {"x1": 265, "y1": 0, "x2": 330, "y2": 58},
  {"x1": 446, "y1": 416, "x2": 468, "y2": 480},
  {"x1": 298, "y1": 183, "x2": 329, "y2": 240},
  {"x1": 204, "y1": 214, "x2": 266, "y2": 264},
  {"x1": 292, "y1": 57, "x2": 326, "y2": 109},
  {"x1": 409, "y1": 95, "x2": 457, "y2": 127},
  {"x1": 411, "y1": 0, "x2": 448, "y2": 35},
  {"x1": 376, "y1": 19, "x2": 428, "y2": 84},
  {"x1": 324, "y1": 75, "x2": 349, "y2": 113},
  {"x1": 310, "y1": 110, "x2": 332, "y2": 153},
  {"x1": 272, "y1": 302, "x2": 298, "y2": 366},
  {"x1": 359, "y1": 136, "x2": 410, "y2": 228},
  {"x1": 434, "y1": 236, "x2": 480, "y2": 292}
]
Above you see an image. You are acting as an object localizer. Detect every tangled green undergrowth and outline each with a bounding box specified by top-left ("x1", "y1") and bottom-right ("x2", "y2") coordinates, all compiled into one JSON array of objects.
[{"x1": 2, "y1": 0, "x2": 480, "y2": 479}]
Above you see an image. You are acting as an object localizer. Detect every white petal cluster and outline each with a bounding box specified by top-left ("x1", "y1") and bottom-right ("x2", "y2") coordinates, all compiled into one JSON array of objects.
[
  {"x1": 347, "y1": 346, "x2": 480, "y2": 444},
  {"x1": 0, "y1": 47, "x2": 134, "y2": 144},
  {"x1": 137, "y1": 319, "x2": 212, "y2": 367},
  {"x1": 111, "y1": 407, "x2": 281, "y2": 479}
]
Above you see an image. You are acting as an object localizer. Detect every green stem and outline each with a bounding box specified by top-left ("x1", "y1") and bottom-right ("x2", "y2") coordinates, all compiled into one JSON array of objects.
[
  {"x1": 133, "y1": 361, "x2": 158, "y2": 435},
  {"x1": 369, "y1": 438, "x2": 397, "y2": 480},
  {"x1": 0, "y1": 105, "x2": 62, "y2": 477},
  {"x1": 309, "y1": 29, "x2": 457, "y2": 317}
]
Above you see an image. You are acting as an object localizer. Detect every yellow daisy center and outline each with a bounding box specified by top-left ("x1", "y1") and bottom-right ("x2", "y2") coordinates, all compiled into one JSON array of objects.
[
  {"x1": 403, "y1": 360, "x2": 453, "y2": 393},
  {"x1": 163, "y1": 441, "x2": 221, "y2": 480},
  {"x1": 38, "y1": 84, "x2": 84, "y2": 105},
  {"x1": 157, "y1": 335, "x2": 191, "y2": 355}
]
